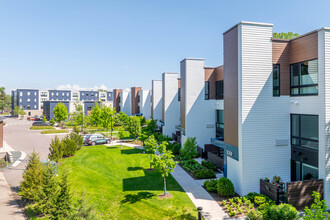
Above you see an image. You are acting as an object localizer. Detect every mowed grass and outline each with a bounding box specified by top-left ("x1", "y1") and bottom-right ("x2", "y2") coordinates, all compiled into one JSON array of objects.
[
  {"x1": 59, "y1": 145, "x2": 197, "y2": 220},
  {"x1": 40, "y1": 129, "x2": 69, "y2": 134},
  {"x1": 30, "y1": 126, "x2": 55, "y2": 130}
]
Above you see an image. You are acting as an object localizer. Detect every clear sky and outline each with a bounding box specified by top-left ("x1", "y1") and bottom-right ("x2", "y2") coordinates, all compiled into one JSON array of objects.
[{"x1": 1, "y1": 0, "x2": 329, "y2": 93}]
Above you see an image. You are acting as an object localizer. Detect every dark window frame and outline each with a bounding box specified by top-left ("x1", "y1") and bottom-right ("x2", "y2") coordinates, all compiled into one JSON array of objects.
[
  {"x1": 290, "y1": 114, "x2": 319, "y2": 152},
  {"x1": 178, "y1": 88, "x2": 181, "y2": 101},
  {"x1": 273, "y1": 64, "x2": 280, "y2": 96},
  {"x1": 205, "y1": 81, "x2": 210, "y2": 100},
  {"x1": 290, "y1": 59, "x2": 318, "y2": 96},
  {"x1": 216, "y1": 110, "x2": 224, "y2": 138},
  {"x1": 216, "y1": 80, "x2": 224, "y2": 100}
]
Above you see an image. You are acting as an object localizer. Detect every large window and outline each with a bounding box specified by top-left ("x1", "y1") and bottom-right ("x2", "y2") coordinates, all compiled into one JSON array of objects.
[
  {"x1": 216, "y1": 80, "x2": 224, "y2": 100},
  {"x1": 216, "y1": 110, "x2": 224, "y2": 138},
  {"x1": 205, "y1": 81, "x2": 210, "y2": 100},
  {"x1": 291, "y1": 114, "x2": 318, "y2": 151},
  {"x1": 290, "y1": 59, "x2": 318, "y2": 96},
  {"x1": 273, "y1": 64, "x2": 280, "y2": 96}
]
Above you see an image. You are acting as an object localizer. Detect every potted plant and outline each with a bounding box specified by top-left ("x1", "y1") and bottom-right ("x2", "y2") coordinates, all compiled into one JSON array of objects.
[
  {"x1": 264, "y1": 177, "x2": 270, "y2": 182},
  {"x1": 273, "y1": 175, "x2": 281, "y2": 183}
]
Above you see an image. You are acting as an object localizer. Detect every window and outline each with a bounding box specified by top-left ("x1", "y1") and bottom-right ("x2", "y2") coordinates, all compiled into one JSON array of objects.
[
  {"x1": 27, "y1": 105, "x2": 31, "y2": 110},
  {"x1": 67, "y1": 93, "x2": 69, "y2": 96},
  {"x1": 34, "y1": 105, "x2": 37, "y2": 109},
  {"x1": 51, "y1": 92, "x2": 54, "y2": 96},
  {"x1": 19, "y1": 92, "x2": 23, "y2": 96},
  {"x1": 291, "y1": 114, "x2": 318, "y2": 151},
  {"x1": 95, "y1": 93, "x2": 98, "y2": 97},
  {"x1": 27, "y1": 92, "x2": 31, "y2": 96},
  {"x1": 34, "y1": 98, "x2": 37, "y2": 102},
  {"x1": 205, "y1": 81, "x2": 210, "y2": 100},
  {"x1": 34, "y1": 92, "x2": 37, "y2": 96},
  {"x1": 82, "y1": 93, "x2": 84, "y2": 96},
  {"x1": 216, "y1": 110, "x2": 224, "y2": 138},
  {"x1": 41, "y1": 92, "x2": 47, "y2": 97},
  {"x1": 216, "y1": 80, "x2": 224, "y2": 100},
  {"x1": 178, "y1": 88, "x2": 181, "y2": 101},
  {"x1": 273, "y1": 64, "x2": 280, "y2": 96},
  {"x1": 62, "y1": 92, "x2": 64, "y2": 96},
  {"x1": 19, "y1": 98, "x2": 22, "y2": 103},
  {"x1": 27, "y1": 98, "x2": 31, "y2": 103},
  {"x1": 290, "y1": 59, "x2": 318, "y2": 95}
]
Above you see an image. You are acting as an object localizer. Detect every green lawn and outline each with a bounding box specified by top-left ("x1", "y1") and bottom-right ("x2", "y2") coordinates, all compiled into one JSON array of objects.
[
  {"x1": 40, "y1": 129, "x2": 69, "y2": 134},
  {"x1": 59, "y1": 145, "x2": 197, "y2": 220},
  {"x1": 30, "y1": 126, "x2": 55, "y2": 130}
]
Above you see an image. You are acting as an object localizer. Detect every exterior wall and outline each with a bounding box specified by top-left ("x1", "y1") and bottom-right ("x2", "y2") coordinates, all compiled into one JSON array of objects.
[
  {"x1": 138, "y1": 90, "x2": 151, "y2": 119},
  {"x1": 49, "y1": 90, "x2": 71, "y2": 101},
  {"x1": 43, "y1": 101, "x2": 70, "y2": 120},
  {"x1": 17, "y1": 89, "x2": 39, "y2": 111},
  {"x1": 224, "y1": 26, "x2": 239, "y2": 147},
  {"x1": 99, "y1": 92, "x2": 107, "y2": 102},
  {"x1": 162, "y1": 73, "x2": 180, "y2": 137},
  {"x1": 180, "y1": 63, "x2": 186, "y2": 131},
  {"x1": 205, "y1": 67, "x2": 216, "y2": 99},
  {"x1": 238, "y1": 23, "x2": 291, "y2": 195},
  {"x1": 107, "y1": 92, "x2": 113, "y2": 101},
  {"x1": 131, "y1": 87, "x2": 142, "y2": 114},
  {"x1": 0, "y1": 121, "x2": 3, "y2": 148},
  {"x1": 71, "y1": 91, "x2": 80, "y2": 102},
  {"x1": 272, "y1": 40, "x2": 290, "y2": 95},
  {"x1": 79, "y1": 91, "x2": 99, "y2": 101},
  {"x1": 113, "y1": 89, "x2": 122, "y2": 112},
  {"x1": 84, "y1": 101, "x2": 100, "y2": 115},
  {"x1": 151, "y1": 80, "x2": 163, "y2": 123},
  {"x1": 120, "y1": 90, "x2": 131, "y2": 116},
  {"x1": 290, "y1": 31, "x2": 318, "y2": 64},
  {"x1": 180, "y1": 58, "x2": 216, "y2": 148}
]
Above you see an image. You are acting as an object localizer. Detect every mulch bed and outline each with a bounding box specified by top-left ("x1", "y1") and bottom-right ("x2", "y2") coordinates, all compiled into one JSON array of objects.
[{"x1": 177, "y1": 164, "x2": 198, "y2": 180}]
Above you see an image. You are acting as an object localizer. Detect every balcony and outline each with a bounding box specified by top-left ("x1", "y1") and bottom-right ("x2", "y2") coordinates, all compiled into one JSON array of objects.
[{"x1": 210, "y1": 138, "x2": 239, "y2": 161}]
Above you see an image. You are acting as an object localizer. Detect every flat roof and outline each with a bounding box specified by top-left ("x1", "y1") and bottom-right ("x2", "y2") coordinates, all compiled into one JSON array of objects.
[{"x1": 224, "y1": 21, "x2": 273, "y2": 35}]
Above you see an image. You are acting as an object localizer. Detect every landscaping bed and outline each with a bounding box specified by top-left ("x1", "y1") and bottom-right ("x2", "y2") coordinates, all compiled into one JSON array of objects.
[
  {"x1": 40, "y1": 129, "x2": 69, "y2": 134},
  {"x1": 30, "y1": 126, "x2": 55, "y2": 130},
  {"x1": 177, "y1": 159, "x2": 218, "y2": 180}
]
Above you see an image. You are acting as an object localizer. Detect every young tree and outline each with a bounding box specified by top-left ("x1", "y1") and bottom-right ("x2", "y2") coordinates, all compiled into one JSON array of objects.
[
  {"x1": 69, "y1": 191, "x2": 98, "y2": 220},
  {"x1": 72, "y1": 102, "x2": 85, "y2": 129},
  {"x1": 42, "y1": 115, "x2": 47, "y2": 123},
  {"x1": 48, "y1": 136, "x2": 63, "y2": 163},
  {"x1": 127, "y1": 116, "x2": 141, "y2": 139},
  {"x1": 100, "y1": 106, "x2": 116, "y2": 131},
  {"x1": 53, "y1": 103, "x2": 68, "y2": 128},
  {"x1": 143, "y1": 135, "x2": 158, "y2": 169},
  {"x1": 151, "y1": 141, "x2": 177, "y2": 195},
  {"x1": 0, "y1": 87, "x2": 5, "y2": 112},
  {"x1": 13, "y1": 106, "x2": 20, "y2": 116},
  {"x1": 62, "y1": 134, "x2": 77, "y2": 157},
  {"x1": 70, "y1": 126, "x2": 84, "y2": 150},
  {"x1": 54, "y1": 171, "x2": 72, "y2": 219},
  {"x1": 180, "y1": 137, "x2": 198, "y2": 160},
  {"x1": 19, "y1": 107, "x2": 26, "y2": 119},
  {"x1": 19, "y1": 151, "x2": 44, "y2": 201},
  {"x1": 115, "y1": 112, "x2": 129, "y2": 127},
  {"x1": 89, "y1": 102, "x2": 102, "y2": 127},
  {"x1": 273, "y1": 32, "x2": 300, "y2": 39}
]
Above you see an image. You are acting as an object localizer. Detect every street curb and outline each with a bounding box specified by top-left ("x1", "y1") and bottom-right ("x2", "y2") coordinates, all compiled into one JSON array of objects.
[{"x1": 12, "y1": 151, "x2": 27, "y2": 167}]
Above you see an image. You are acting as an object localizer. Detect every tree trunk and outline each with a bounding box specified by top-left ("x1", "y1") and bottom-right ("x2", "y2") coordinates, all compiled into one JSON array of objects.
[{"x1": 164, "y1": 176, "x2": 167, "y2": 195}]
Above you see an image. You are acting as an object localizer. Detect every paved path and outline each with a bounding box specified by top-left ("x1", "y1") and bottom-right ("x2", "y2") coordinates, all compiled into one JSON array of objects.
[
  {"x1": 0, "y1": 172, "x2": 25, "y2": 220},
  {"x1": 107, "y1": 141, "x2": 227, "y2": 220}
]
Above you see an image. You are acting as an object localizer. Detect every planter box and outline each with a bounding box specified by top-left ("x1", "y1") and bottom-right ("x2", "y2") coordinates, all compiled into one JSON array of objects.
[{"x1": 260, "y1": 179, "x2": 284, "y2": 204}]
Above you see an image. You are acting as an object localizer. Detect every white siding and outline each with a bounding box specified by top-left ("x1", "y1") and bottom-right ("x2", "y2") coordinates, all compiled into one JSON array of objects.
[
  {"x1": 239, "y1": 23, "x2": 291, "y2": 196},
  {"x1": 162, "y1": 73, "x2": 180, "y2": 137},
  {"x1": 139, "y1": 90, "x2": 151, "y2": 119},
  {"x1": 120, "y1": 90, "x2": 131, "y2": 116},
  {"x1": 152, "y1": 80, "x2": 163, "y2": 124},
  {"x1": 181, "y1": 58, "x2": 216, "y2": 148}
]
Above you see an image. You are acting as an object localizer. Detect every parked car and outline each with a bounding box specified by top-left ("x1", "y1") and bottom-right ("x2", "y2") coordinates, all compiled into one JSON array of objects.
[
  {"x1": 84, "y1": 134, "x2": 111, "y2": 146},
  {"x1": 32, "y1": 121, "x2": 51, "y2": 126}
]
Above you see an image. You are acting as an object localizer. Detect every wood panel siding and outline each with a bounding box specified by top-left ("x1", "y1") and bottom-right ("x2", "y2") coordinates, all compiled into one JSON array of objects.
[
  {"x1": 273, "y1": 40, "x2": 290, "y2": 95},
  {"x1": 178, "y1": 79, "x2": 181, "y2": 88},
  {"x1": 131, "y1": 87, "x2": 141, "y2": 114},
  {"x1": 205, "y1": 67, "x2": 216, "y2": 99},
  {"x1": 113, "y1": 89, "x2": 122, "y2": 113},
  {"x1": 290, "y1": 31, "x2": 318, "y2": 64},
  {"x1": 224, "y1": 26, "x2": 238, "y2": 147},
  {"x1": 215, "y1": 65, "x2": 224, "y2": 81}
]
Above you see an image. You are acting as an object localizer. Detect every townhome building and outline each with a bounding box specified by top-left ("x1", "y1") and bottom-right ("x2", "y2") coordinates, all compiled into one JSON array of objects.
[
  {"x1": 119, "y1": 89, "x2": 131, "y2": 116},
  {"x1": 162, "y1": 72, "x2": 180, "y2": 137},
  {"x1": 131, "y1": 87, "x2": 142, "y2": 115},
  {"x1": 151, "y1": 80, "x2": 163, "y2": 125},
  {"x1": 138, "y1": 89, "x2": 151, "y2": 119},
  {"x1": 113, "y1": 89, "x2": 122, "y2": 113}
]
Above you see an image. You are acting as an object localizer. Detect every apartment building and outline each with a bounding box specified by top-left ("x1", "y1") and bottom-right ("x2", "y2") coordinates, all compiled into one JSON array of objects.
[
  {"x1": 11, "y1": 89, "x2": 41, "y2": 116},
  {"x1": 138, "y1": 89, "x2": 151, "y2": 119},
  {"x1": 162, "y1": 72, "x2": 180, "y2": 137},
  {"x1": 151, "y1": 80, "x2": 163, "y2": 124}
]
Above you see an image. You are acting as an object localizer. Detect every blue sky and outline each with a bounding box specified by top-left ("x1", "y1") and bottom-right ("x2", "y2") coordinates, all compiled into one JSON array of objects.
[{"x1": 1, "y1": 0, "x2": 329, "y2": 93}]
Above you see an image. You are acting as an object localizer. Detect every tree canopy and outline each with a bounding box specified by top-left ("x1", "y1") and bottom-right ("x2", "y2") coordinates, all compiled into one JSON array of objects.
[
  {"x1": 273, "y1": 32, "x2": 300, "y2": 40},
  {"x1": 53, "y1": 103, "x2": 68, "y2": 123}
]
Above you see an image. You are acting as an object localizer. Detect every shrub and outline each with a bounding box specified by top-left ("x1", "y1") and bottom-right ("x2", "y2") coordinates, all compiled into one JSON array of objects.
[
  {"x1": 303, "y1": 191, "x2": 330, "y2": 219},
  {"x1": 50, "y1": 118, "x2": 55, "y2": 126},
  {"x1": 201, "y1": 161, "x2": 217, "y2": 171},
  {"x1": 41, "y1": 129, "x2": 69, "y2": 134},
  {"x1": 217, "y1": 177, "x2": 235, "y2": 197},
  {"x1": 180, "y1": 137, "x2": 199, "y2": 160},
  {"x1": 247, "y1": 210, "x2": 263, "y2": 220},
  {"x1": 263, "y1": 204, "x2": 299, "y2": 220},
  {"x1": 254, "y1": 196, "x2": 267, "y2": 206},
  {"x1": 167, "y1": 142, "x2": 181, "y2": 156},
  {"x1": 244, "y1": 192, "x2": 275, "y2": 207},
  {"x1": 70, "y1": 127, "x2": 84, "y2": 150},
  {"x1": 221, "y1": 200, "x2": 227, "y2": 206},
  {"x1": 194, "y1": 169, "x2": 216, "y2": 179},
  {"x1": 118, "y1": 127, "x2": 130, "y2": 139},
  {"x1": 62, "y1": 135, "x2": 77, "y2": 157},
  {"x1": 178, "y1": 159, "x2": 203, "y2": 172},
  {"x1": 229, "y1": 211, "x2": 236, "y2": 217},
  {"x1": 204, "y1": 179, "x2": 218, "y2": 192},
  {"x1": 48, "y1": 136, "x2": 64, "y2": 163}
]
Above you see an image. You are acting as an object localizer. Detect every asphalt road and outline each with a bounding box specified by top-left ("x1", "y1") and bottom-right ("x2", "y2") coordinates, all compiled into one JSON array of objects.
[{"x1": 3, "y1": 118, "x2": 66, "y2": 190}]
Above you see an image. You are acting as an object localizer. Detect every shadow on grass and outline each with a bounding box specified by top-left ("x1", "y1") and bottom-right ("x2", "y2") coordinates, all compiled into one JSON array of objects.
[
  {"x1": 167, "y1": 208, "x2": 197, "y2": 220},
  {"x1": 106, "y1": 147, "x2": 117, "y2": 149},
  {"x1": 123, "y1": 169, "x2": 185, "y2": 192},
  {"x1": 127, "y1": 167, "x2": 143, "y2": 171},
  {"x1": 121, "y1": 192, "x2": 155, "y2": 204},
  {"x1": 121, "y1": 148, "x2": 142, "y2": 155}
]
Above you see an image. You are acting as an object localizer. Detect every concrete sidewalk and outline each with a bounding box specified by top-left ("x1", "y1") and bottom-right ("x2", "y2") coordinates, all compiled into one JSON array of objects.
[
  {"x1": 0, "y1": 172, "x2": 25, "y2": 220},
  {"x1": 107, "y1": 140, "x2": 227, "y2": 220}
]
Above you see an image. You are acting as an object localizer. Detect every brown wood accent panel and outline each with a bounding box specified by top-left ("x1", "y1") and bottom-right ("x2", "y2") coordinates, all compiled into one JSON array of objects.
[
  {"x1": 131, "y1": 87, "x2": 141, "y2": 114},
  {"x1": 260, "y1": 179, "x2": 284, "y2": 204},
  {"x1": 223, "y1": 26, "x2": 238, "y2": 147},
  {"x1": 178, "y1": 78, "x2": 181, "y2": 88},
  {"x1": 290, "y1": 31, "x2": 318, "y2": 64},
  {"x1": 0, "y1": 121, "x2": 3, "y2": 148},
  {"x1": 215, "y1": 65, "x2": 224, "y2": 81},
  {"x1": 273, "y1": 40, "x2": 290, "y2": 95},
  {"x1": 205, "y1": 67, "x2": 216, "y2": 99},
  {"x1": 287, "y1": 179, "x2": 323, "y2": 210},
  {"x1": 180, "y1": 61, "x2": 186, "y2": 129},
  {"x1": 113, "y1": 89, "x2": 122, "y2": 113}
]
